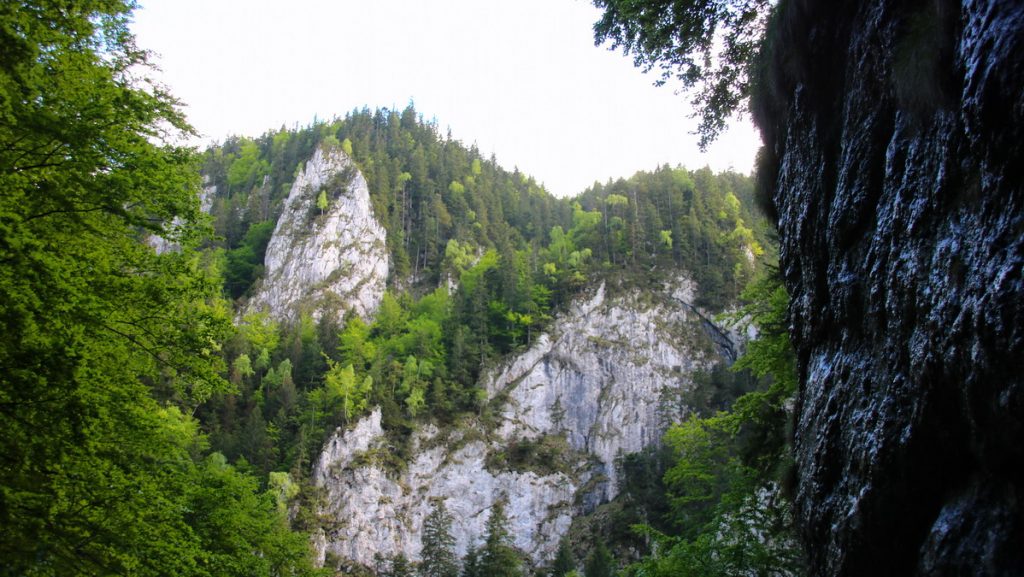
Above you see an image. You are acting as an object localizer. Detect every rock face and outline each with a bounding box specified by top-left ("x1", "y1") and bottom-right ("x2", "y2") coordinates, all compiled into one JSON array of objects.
[
  {"x1": 312, "y1": 279, "x2": 733, "y2": 569},
  {"x1": 485, "y1": 279, "x2": 739, "y2": 500},
  {"x1": 754, "y1": 1, "x2": 1024, "y2": 575},
  {"x1": 248, "y1": 145, "x2": 388, "y2": 322}
]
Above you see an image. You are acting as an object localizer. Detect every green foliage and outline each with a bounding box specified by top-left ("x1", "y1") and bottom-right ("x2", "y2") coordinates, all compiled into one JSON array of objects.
[
  {"x1": 551, "y1": 538, "x2": 577, "y2": 577},
  {"x1": 320, "y1": 360, "x2": 373, "y2": 423},
  {"x1": 419, "y1": 501, "x2": 459, "y2": 577},
  {"x1": 461, "y1": 545, "x2": 481, "y2": 577},
  {"x1": 239, "y1": 311, "x2": 281, "y2": 373},
  {"x1": 199, "y1": 111, "x2": 764, "y2": 467},
  {"x1": 577, "y1": 166, "x2": 766, "y2": 308},
  {"x1": 592, "y1": 0, "x2": 771, "y2": 148},
  {"x1": 186, "y1": 452, "x2": 320, "y2": 577},
  {"x1": 187, "y1": 72, "x2": 770, "y2": 568},
  {"x1": 726, "y1": 269, "x2": 795, "y2": 394},
  {"x1": 583, "y1": 542, "x2": 615, "y2": 577},
  {"x1": 227, "y1": 138, "x2": 269, "y2": 191},
  {"x1": 659, "y1": 229, "x2": 673, "y2": 249},
  {"x1": 487, "y1": 435, "x2": 573, "y2": 476},
  {"x1": 233, "y1": 353, "x2": 256, "y2": 384},
  {"x1": 624, "y1": 270, "x2": 803, "y2": 577},
  {"x1": 378, "y1": 553, "x2": 414, "y2": 577},
  {"x1": 684, "y1": 362, "x2": 759, "y2": 417},
  {"x1": 224, "y1": 220, "x2": 275, "y2": 299},
  {"x1": 203, "y1": 104, "x2": 574, "y2": 290},
  {"x1": 317, "y1": 189, "x2": 329, "y2": 214},
  {"x1": 0, "y1": 4, "x2": 322, "y2": 574},
  {"x1": 189, "y1": 120, "x2": 770, "y2": 550},
  {"x1": 268, "y1": 471, "x2": 301, "y2": 513},
  {"x1": 479, "y1": 500, "x2": 523, "y2": 577},
  {"x1": 721, "y1": 268, "x2": 797, "y2": 480},
  {"x1": 663, "y1": 412, "x2": 749, "y2": 532}
]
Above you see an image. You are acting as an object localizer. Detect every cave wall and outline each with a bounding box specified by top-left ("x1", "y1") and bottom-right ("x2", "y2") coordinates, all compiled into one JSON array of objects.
[{"x1": 752, "y1": 0, "x2": 1024, "y2": 575}]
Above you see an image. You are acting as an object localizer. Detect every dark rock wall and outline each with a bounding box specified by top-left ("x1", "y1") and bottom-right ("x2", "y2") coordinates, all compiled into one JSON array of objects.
[{"x1": 752, "y1": 1, "x2": 1024, "y2": 575}]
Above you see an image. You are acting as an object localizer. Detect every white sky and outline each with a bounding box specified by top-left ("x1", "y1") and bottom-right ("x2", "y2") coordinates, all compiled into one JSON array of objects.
[{"x1": 131, "y1": 0, "x2": 762, "y2": 198}]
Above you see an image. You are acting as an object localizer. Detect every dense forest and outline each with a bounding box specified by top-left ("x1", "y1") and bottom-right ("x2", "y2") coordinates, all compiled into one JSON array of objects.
[
  {"x1": 191, "y1": 108, "x2": 797, "y2": 577},
  {"x1": 1, "y1": 2, "x2": 805, "y2": 577},
  {"x1": 190, "y1": 105, "x2": 770, "y2": 481}
]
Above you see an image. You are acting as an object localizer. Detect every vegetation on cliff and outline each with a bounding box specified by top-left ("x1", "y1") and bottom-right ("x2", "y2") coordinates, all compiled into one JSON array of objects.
[
  {"x1": 197, "y1": 108, "x2": 770, "y2": 489},
  {"x1": 0, "y1": 1, "x2": 794, "y2": 575}
]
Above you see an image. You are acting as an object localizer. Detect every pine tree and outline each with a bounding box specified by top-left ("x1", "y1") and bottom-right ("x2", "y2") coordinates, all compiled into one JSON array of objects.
[
  {"x1": 420, "y1": 501, "x2": 459, "y2": 577},
  {"x1": 479, "y1": 499, "x2": 523, "y2": 577},
  {"x1": 551, "y1": 538, "x2": 576, "y2": 577},
  {"x1": 386, "y1": 553, "x2": 414, "y2": 577},
  {"x1": 461, "y1": 544, "x2": 481, "y2": 577},
  {"x1": 583, "y1": 542, "x2": 614, "y2": 577}
]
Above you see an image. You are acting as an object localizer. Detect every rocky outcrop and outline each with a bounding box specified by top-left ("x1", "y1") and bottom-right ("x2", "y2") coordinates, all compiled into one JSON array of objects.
[
  {"x1": 247, "y1": 145, "x2": 388, "y2": 323},
  {"x1": 754, "y1": 1, "x2": 1024, "y2": 575},
  {"x1": 312, "y1": 410, "x2": 576, "y2": 569},
  {"x1": 485, "y1": 279, "x2": 730, "y2": 500},
  {"x1": 312, "y1": 278, "x2": 733, "y2": 569}
]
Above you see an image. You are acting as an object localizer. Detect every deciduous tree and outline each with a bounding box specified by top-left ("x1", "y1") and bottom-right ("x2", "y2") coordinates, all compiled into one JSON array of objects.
[
  {"x1": 592, "y1": 0, "x2": 771, "y2": 148},
  {"x1": 0, "y1": 4, "x2": 316, "y2": 573}
]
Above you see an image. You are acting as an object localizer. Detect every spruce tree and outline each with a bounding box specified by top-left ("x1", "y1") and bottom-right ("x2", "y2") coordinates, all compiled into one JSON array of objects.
[
  {"x1": 583, "y1": 542, "x2": 614, "y2": 577},
  {"x1": 479, "y1": 499, "x2": 523, "y2": 577},
  {"x1": 461, "y1": 544, "x2": 481, "y2": 577},
  {"x1": 551, "y1": 538, "x2": 576, "y2": 577},
  {"x1": 420, "y1": 501, "x2": 459, "y2": 577},
  {"x1": 386, "y1": 553, "x2": 414, "y2": 577}
]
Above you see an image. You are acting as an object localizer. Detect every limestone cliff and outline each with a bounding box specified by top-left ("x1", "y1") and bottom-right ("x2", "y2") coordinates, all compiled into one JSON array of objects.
[
  {"x1": 311, "y1": 278, "x2": 737, "y2": 569},
  {"x1": 247, "y1": 144, "x2": 388, "y2": 323},
  {"x1": 754, "y1": 1, "x2": 1024, "y2": 574}
]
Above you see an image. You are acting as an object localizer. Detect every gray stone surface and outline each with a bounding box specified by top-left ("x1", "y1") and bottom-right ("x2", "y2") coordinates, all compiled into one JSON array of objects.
[
  {"x1": 248, "y1": 144, "x2": 388, "y2": 323},
  {"x1": 311, "y1": 278, "x2": 734, "y2": 568}
]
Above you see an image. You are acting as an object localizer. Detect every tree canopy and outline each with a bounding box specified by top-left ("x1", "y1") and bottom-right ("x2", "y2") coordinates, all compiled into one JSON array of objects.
[
  {"x1": 0, "y1": 2, "x2": 318, "y2": 574},
  {"x1": 592, "y1": 0, "x2": 771, "y2": 148}
]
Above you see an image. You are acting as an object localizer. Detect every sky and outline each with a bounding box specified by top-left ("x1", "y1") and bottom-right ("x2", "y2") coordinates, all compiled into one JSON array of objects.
[{"x1": 131, "y1": 0, "x2": 762, "y2": 198}]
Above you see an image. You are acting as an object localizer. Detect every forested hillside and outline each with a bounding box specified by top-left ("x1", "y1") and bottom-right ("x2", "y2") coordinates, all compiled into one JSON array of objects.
[
  {"x1": 7, "y1": 0, "x2": 1011, "y2": 575},
  {"x1": 1, "y1": 3, "x2": 794, "y2": 577},
  {"x1": 192, "y1": 108, "x2": 770, "y2": 485},
  {"x1": 180, "y1": 107, "x2": 799, "y2": 576}
]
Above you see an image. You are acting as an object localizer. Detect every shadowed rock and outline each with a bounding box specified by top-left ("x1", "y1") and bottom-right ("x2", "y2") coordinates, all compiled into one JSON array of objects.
[{"x1": 753, "y1": 1, "x2": 1023, "y2": 575}]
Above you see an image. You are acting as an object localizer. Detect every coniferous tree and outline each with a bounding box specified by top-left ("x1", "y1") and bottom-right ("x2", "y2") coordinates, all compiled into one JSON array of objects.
[
  {"x1": 583, "y1": 542, "x2": 614, "y2": 577},
  {"x1": 551, "y1": 538, "x2": 576, "y2": 577},
  {"x1": 479, "y1": 499, "x2": 523, "y2": 577},
  {"x1": 385, "y1": 553, "x2": 414, "y2": 577},
  {"x1": 461, "y1": 544, "x2": 481, "y2": 577},
  {"x1": 420, "y1": 501, "x2": 460, "y2": 577}
]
